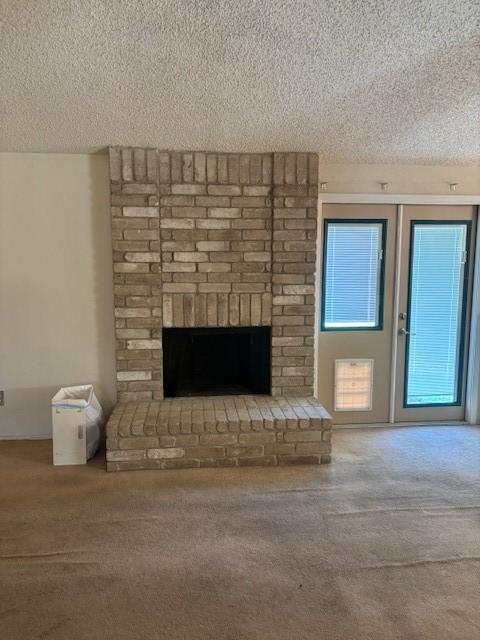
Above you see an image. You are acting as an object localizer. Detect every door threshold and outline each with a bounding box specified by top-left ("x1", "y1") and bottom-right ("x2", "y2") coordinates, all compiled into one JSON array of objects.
[{"x1": 333, "y1": 420, "x2": 470, "y2": 430}]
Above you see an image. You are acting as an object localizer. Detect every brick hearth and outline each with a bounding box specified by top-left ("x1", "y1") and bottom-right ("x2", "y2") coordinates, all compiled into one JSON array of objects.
[{"x1": 106, "y1": 396, "x2": 331, "y2": 471}]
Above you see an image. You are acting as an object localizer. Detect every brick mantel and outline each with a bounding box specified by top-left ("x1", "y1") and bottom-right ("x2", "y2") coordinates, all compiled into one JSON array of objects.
[{"x1": 109, "y1": 148, "x2": 319, "y2": 401}]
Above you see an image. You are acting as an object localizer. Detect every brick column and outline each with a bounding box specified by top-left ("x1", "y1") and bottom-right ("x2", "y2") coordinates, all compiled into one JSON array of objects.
[
  {"x1": 109, "y1": 147, "x2": 163, "y2": 401},
  {"x1": 271, "y1": 153, "x2": 319, "y2": 396},
  {"x1": 109, "y1": 147, "x2": 319, "y2": 401}
]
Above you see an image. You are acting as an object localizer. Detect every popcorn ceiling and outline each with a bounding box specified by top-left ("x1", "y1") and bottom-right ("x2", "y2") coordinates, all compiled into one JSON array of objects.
[{"x1": 0, "y1": 0, "x2": 478, "y2": 163}]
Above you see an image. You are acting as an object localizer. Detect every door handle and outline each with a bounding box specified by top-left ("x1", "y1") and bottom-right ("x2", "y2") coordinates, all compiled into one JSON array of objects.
[{"x1": 398, "y1": 328, "x2": 416, "y2": 336}]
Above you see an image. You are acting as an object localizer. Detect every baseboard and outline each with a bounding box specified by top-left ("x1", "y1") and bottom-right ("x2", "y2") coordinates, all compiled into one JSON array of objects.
[
  {"x1": 0, "y1": 434, "x2": 52, "y2": 440},
  {"x1": 333, "y1": 421, "x2": 470, "y2": 430}
]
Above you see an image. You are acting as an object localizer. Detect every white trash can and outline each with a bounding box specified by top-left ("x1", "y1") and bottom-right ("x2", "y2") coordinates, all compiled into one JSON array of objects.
[{"x1": 51, "y1": 385, "x2": 103, "y2": 465}]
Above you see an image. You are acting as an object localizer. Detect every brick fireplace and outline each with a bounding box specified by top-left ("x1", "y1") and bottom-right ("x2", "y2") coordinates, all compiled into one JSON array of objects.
[{"x1": 106, "y1": 148, "x2": 331, "y2": 470}]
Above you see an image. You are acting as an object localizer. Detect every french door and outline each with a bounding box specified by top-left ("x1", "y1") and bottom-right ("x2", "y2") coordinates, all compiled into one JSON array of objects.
[
  {"x1": 318, "y1": 204, "x2": 476, "y2": 424},
  {"x1": 318, "y1": 204, "x2": 396, "y2": 424},
  {"x1": 394, "y1": 206, "x2": 475, "y2": 422}
]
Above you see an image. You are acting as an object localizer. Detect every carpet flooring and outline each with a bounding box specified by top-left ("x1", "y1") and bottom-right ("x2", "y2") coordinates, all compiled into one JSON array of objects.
[{"x1": 1, "y1": 426, "x2": 479, "y2": 639}]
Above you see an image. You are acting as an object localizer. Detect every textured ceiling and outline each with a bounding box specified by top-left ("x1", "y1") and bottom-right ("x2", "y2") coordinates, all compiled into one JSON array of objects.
[{"x1": 0, "y1": 0, "x2": 479, "y2": 163}]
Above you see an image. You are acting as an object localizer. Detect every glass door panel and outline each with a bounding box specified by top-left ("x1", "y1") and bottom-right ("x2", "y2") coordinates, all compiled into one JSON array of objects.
[
  {"x1": 405, "y1": 222, "x2": 469, "y2": 407},
  {"x1": 395, "y1": 206, "x2": 475, "y2": 423}
]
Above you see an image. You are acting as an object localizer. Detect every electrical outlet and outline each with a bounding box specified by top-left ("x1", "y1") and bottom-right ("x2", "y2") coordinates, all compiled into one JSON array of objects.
[{"x1": 0, "y1": 390, "x2": 4, "y2": 406}]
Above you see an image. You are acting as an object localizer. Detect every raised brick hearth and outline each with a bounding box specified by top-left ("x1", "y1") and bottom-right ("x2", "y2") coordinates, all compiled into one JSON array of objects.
[
  {"x1": 106, "y1": 148, "x2": 332, "y2": 470},
  {"x1": 106, "y1": 396, "x2": 331, "y2": 471}
]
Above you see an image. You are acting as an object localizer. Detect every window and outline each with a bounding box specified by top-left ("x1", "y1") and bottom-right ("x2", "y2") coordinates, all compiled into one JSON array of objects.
[
  {"x1": 321, "y1": 219, "x2": 387, "y2": 330},
  {"x1": 404, "y1": 221, "x2": 470, "y2": 407}
]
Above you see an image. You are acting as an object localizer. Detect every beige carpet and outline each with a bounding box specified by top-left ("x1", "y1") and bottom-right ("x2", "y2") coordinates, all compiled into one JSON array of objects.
[{"x1": 1, "y1": 426, "x2": 479, "y2": 640}]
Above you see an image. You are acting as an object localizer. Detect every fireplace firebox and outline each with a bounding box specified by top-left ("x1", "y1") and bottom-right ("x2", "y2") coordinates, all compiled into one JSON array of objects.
[{"x1": 162, "y1": 327, "x2": 271, "y2": 397}]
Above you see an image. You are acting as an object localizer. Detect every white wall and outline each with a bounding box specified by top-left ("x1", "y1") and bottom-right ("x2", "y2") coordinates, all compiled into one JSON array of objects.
[
  {"x1": 318, "y1": 163, "x2": 480, "y2": 195},
  {"x1": 0, "y1": 153, "x2": 115, "y2": 438},
  {"x1": 0, "y1": 156, "x2": 478, "y2": 438}
]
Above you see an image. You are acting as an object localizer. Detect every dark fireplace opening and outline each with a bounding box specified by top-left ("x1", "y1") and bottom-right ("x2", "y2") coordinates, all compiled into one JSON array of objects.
[{"x1": 162, "y1": 327, "x2": 271, "y2": 397}]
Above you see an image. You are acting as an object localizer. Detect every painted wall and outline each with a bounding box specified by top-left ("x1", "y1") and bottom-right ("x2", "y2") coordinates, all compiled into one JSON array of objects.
[
  {"x1": 0, "y1": 155, "x2": 478, "y2": 438},
  {"x1": 0, "y1": 153, "x2": 115, "y2": 438},
  {"x1": 318, "y1": 164, "x2": 480, "y2": 195}
]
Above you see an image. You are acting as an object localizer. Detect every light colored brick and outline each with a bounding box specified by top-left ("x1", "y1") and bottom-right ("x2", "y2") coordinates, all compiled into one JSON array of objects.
[
  {"x1": 174, "y1": 252, "x2": 208, "y2": 262},
  {"x1": 199, "y1": 433, "x2": 237, "y2": 445},
  {"x1": 231, "y1": 197, "x2": 266, "y2": 207},
  {"x1": 162, "y1": 241, "x2": 194, "y2": 251},
  {"x1": 273, "y1": 295, "x2": 304, "y2": 305},
  {"x1": 109, "y1": 147, "x2": 121, "y2": 182},
  {"x1": 107, "y1": 449, "x2": 146, "y2": 461},
  {"x1": 198, "y1": 263, "x2": 231, "y2": 272},
  {"x1": 125, "y1": 252, "x2": 160, "y2": 263},
  {"x1": 163, "y1": 283, "x2": 196, "y2": 293},
  {"x1": 115, "y1": 308, "x2": 151, "y2": 318},
  {"x1": 121, "y1": 148, "x2": 133, "y2": 181},
  {"x1": 283, "y1": 284, "x2": 315, "y2": 295},
  {"x1": 227, "y1": 445, "x2": 263, "y2": 457},
  {"x1": 123, "y1": 183, "x2": 157, "y2": 195},
  {"x1": 160, "y1": 218, "x2": 195, "y2": 229},
  {"x1": 284, "y1": 431, "x2": 324, "y2": 443},
  {"x1": 187, "y1": 446, "x2": 225, "y2": 458},
  {"x1": 244, "y1": 252, "x2": 270, "y2": 262},
  {"x1": 117, "y1": 371, "x2": 152, "y2": 381},
  {"x1": 285, "y1": 153, "x2": 297, "y2": 184},
  {"x1": 206, "y1": 154, "x2": 217, "y2": 182},
  {"x1": 147, "y1": 448, "x2": 185, "y2": 459},
  {"x1": 196, "y1": 196, "x2": 230, "y2": 207},
  {"x1": 194, "y1": 153, "x2": 206, "y2": 183},
  {"x1": 126, "y1": 339, "x2": 161, "y2": 350},
  {"x1": 243, "y1": 186, "x2": 270, "y2": 196},
  {"x1": 163, "y1": 262, "x2": 196, "y2": 272},
  {"x1": 251, "y1": 294, "x2": 262, "y2": 325},
  {"x1": 119, "y1": 436, "x2": 159, "y2": 449},
  {"x1": 196, "y1": 219, "x2": 231, "y2": 229},
  {"x1": 172, "y1": 206, "x2": 206, "y2": 218},
  {"x1": 196, "y1": 241, "x2": 229, "y2": 251},
  {"x1": 158, "y1": 152, "x2": 170, "y2": 183},
  {"x1": 208, "y1": 208, "x2": 241, "y2": 218},
  {"x1": 123, "y1": 207, "x2": 158, "y2": 217},
  {"x1": 208, "y1": 185, "x2": 241, "y2": 196},
  {"x1": 199, "y1": 283, "x2": 231, "y2": 293},
  {"x1": 238, "y1": 433, "x2": 276, "y2": 445},
  {"x1": 114, "y1": 263, "x2": 150, "y2": 273},
  {"x1": 173, "y1": 294, "x2": 184, "y2": 325},
  {"x1": 217, "y1": 293, "x2": 228, "y2": 326},
  {"x1": 282, "y1": 366, "x2": 313, "y2": 376},
  {"x1": 175, "y1": 434, "x2": 199, "y2": 446},
  {"x1": 172, "y1": 184, "x2": 205, "y2": 195},
  {"x1": 116, "y1": 328, "x2": 150, "y2": 339},
  {"x1": 207, "y1": 293, "x2": 218, "y2": 325},
  {"x1": 124, "y1": 229, "x2": 158, "y2": 240}
]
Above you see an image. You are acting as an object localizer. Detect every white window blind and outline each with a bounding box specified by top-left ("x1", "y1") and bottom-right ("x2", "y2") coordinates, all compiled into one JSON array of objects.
[
  {"x1": 406, "y1": 223, "x2": 468, "y2": 406},
  {"x1": 323, "y1": 221, "x2": 385, "y2": 329}
]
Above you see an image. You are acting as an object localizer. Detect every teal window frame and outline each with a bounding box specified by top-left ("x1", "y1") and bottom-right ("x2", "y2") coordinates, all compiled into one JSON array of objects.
[
  {"x1": 321, "y1": 218, "x2": 387, "y2": 332},
  {"x1": 403, "y1": 220, "x2": 472, "y2": 408}
]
